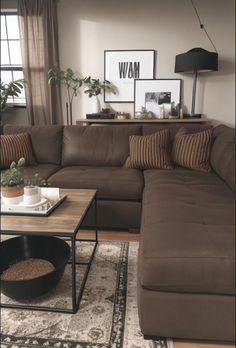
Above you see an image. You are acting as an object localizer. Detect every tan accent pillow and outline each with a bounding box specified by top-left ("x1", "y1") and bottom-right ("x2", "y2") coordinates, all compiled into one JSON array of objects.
[
  {"x1": 124, "y1": 129, "x2": 173, "y2": 169},
  {"x1": 172, "y1": 127, "x2": 213, "y2": 172},
  {"x1": 0, "y1": 133, "x2": 35, "y2": 169}
]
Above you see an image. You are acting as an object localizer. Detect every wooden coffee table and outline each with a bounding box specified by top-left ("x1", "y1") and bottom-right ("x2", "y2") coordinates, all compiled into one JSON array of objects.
[{"x1": 0, "y1": 189, "x2": 98, "y2": 314}]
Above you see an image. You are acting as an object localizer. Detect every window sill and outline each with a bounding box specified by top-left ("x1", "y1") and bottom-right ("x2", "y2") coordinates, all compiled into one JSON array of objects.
[{"x1": 7, "y1": 104, "x2": 27, "y2": 109}]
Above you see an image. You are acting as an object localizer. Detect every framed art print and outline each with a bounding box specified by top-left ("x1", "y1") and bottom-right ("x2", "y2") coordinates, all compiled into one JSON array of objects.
[
  {"x1": 134, "y1": 79, "x2": 181, "y2": 118},
  {"x1": 104, "y1": 49, "x2": 155, "y2": 103}
]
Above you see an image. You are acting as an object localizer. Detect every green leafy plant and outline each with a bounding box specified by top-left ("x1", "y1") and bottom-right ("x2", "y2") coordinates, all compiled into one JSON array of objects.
[
  {"x1": 0, "y1": 79, "x2": 25, "y2": 112},
  {"x1": 1, "y1": 158, "x2": 25, "y2": 187},
  {"x1": 48, "y1": 66, "x2": 83, "y2": 105},
  {"x1": 24, "y1": 173, "x2": 47, "y2": 187},
  {"x1": 48, "y1": 66, "x2": 83, "y2": 124},
  {"x1": 83, "y1": 76, "x2": 116, "y2": 98}
]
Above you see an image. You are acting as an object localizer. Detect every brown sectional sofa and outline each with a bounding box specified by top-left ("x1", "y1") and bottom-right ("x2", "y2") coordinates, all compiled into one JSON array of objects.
[{"x1": 3, "y1": 123, "x2": 235, "y2": 342}]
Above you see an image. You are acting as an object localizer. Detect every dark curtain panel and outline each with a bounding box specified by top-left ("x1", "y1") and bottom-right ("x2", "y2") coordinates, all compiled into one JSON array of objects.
[{"x1": 18, "y1": 0, "x2": 62, "y2": 125}]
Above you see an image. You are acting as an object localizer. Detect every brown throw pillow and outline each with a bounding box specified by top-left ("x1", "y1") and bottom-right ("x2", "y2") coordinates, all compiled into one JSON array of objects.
[
  {"x1": 172, "y1": 127, "x2": 213, "y2": 172},
  {"x1": 0, "y1": 133, "x2": 35, "y2": 169},
  {"x1": 124, "y1": 129, "x2": 173, "y2": 169}
]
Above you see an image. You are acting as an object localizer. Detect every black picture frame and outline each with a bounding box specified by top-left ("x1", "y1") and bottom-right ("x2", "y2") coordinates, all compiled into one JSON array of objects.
[
  {"x1": 104, "y1": 49, "x2": 156, "y2": 103},
  {"x1": 134, "y1": 79, "x2": 182, "y2": 119}
]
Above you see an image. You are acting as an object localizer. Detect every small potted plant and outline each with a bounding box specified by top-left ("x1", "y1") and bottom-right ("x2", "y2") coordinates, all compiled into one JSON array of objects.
[
  {"x1": 23, "y1": 174, "x2": 47, "y2": 205},
  {"x1": 83, "y1": 76, "x2": 116, "y2": 113},
  {"x1": 1, "y1": 158, "x2": 25, "y2": 205}
]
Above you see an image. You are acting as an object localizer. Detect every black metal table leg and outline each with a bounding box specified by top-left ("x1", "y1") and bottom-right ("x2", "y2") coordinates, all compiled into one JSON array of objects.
[
  {"x1": 94, "y1": 195, "x2": 98, "y2": 243},
  {"x1": 71, "y1": 236, "x2": 77, "y2": 313},
  {"x1": 74, "y1": 196, "x2": 98, "y2": 311}
]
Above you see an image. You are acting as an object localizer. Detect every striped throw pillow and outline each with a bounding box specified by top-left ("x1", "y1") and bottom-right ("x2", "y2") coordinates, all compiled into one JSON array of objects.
[
  {"x1": 0, "y1": 133, "x2": 35, "y2": 169},
  {"x1": 172, "y1": 127, "x2": 213, "y2": 172},
  {"x1": 125, "y1": 129, "x2": 173, "y2": 169}
]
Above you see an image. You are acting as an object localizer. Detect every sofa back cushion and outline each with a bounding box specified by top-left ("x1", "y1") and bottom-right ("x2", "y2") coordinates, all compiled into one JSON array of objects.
[
  {"x1": 125, "y1": 129, "x2": 173, "y2": 169},
  {"x1": 172, "y1": 127, "x2": 213, "y2": 172},
  {"x1": 62, "y1": 125, "x2": 142, "y2": 166},
  {"x1": 210, "y1": 125, "x2": 235, "y2": 191},
  {"x1": 4, "y1": 125, "x2": 63, "y2": 165},
  {"x1": 142, "y1": 123, "x2": 211, "y2": 141}
]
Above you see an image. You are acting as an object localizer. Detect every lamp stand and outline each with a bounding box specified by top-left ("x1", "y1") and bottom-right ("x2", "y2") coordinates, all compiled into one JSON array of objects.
[{"x1": 183, "y1": 70, "x2": 202, "y2": 118}]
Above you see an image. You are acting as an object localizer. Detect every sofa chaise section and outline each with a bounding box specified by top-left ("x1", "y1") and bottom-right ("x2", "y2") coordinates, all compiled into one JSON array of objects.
[
  {"x1": 138, "y1": 125, "x2": 235, "y2": 341},
  {"x1": 140, "y1": 169, "x2": 235, "y2": 295}
]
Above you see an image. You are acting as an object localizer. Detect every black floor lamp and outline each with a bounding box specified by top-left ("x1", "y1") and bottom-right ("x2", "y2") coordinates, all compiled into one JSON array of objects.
[{"x1": 175, "y1": 47, "x2": 218, "y2": 118}]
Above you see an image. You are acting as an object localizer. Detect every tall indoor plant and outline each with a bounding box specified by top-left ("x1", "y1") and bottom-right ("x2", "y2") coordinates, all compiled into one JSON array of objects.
[
  {"x1": 48, "y1": 67, "x2": 83, "y2": 125},
  {"x1": 83, "y1": 76, "x2": 116, "y2": 113}
]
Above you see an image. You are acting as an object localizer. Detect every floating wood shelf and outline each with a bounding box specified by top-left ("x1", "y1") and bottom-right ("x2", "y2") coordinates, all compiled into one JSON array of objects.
[{"x1": 76, "y1": 117, "x2": 208, "y2": 125}]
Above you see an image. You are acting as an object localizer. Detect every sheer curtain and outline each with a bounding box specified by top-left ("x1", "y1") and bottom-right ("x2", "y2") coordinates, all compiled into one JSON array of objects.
[{"x1": 18, "y1": 0, "x2": 62, "y2": 125}]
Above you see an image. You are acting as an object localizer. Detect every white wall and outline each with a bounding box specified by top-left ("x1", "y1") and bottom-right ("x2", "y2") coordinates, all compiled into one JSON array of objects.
[
  {"x1": 1, "y1": 0, "x2": 235, "y2": 127},
  {"x1": 58, "y1": 0, "x2": 235, "y2": 126}
]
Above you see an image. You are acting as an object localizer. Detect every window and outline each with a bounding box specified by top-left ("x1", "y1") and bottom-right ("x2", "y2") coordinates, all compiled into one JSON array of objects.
[{"x1": 0, "y1": 12, "x2": 26, "y2": 105}]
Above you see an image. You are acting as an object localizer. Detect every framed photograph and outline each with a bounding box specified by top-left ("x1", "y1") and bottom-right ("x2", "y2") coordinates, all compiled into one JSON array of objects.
[
  {"x1": 104, "y1": 49, "x2": 155, "y2": 103},
  {"x1": 134, "y1": 79, "x2": 181, "y2": 118}
]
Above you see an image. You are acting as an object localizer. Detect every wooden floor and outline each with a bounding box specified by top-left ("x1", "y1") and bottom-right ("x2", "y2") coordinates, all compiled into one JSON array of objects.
[{"x1": 80, "y1": 230, "x2": 235, "y2": 348}]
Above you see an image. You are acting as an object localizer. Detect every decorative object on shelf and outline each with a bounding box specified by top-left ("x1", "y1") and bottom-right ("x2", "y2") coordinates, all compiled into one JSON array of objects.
[
  {"x1": 1, "y1": 158, "x2": 25, "y2": 205},
  {"x1": 83, "y1": 76, "x2": 116, "y2": 113},
  {"x1": 116, "y1": 112, "x2": 130, "y2": 120},
  {"x1": 104, "y1": 50, "x2": 155, "y2": 103},
  {"x1": 86, "y1": 112, "x2": 115, "y2": 120},
  {"x1": 92, "y1": 96, "x2": 100, "y2": 114},
  {"x1": 102, "y1": 107, "x2": 111, "y2": 113},
  {"x1": 134, "y1": 106, "x2": 155, "y2": 119},
  {"x1": 175, "y1": 48, "x2": 218, "y2": 118},
  {"x1": 0, "y1": 79, "x2": 25, "y2": 114},
  {"x1": 134, "y1": 79, "x2": 181, "y2": 119},
  {"x1": 174, "y1": 0, "x2": 218, "y2": 118},
  {"x1": 48, "y1": 67, "x2": 83, "y2": 125}
]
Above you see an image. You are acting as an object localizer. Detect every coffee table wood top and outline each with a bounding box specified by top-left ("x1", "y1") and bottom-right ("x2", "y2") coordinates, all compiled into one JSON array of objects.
[{"x1": 1, "y1": 189, "x2": 96, "y2": 236}]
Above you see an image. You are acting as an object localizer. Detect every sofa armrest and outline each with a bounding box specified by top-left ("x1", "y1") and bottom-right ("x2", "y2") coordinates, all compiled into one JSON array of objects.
[{"x1": 211, "y1": 125, "x2": 235, "y2": 191}]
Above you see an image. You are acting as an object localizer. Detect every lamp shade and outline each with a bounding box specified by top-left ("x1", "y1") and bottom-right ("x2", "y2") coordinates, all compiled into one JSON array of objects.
[{"x1": 175, "y1": 48, "x2": 218, "y2": 73}]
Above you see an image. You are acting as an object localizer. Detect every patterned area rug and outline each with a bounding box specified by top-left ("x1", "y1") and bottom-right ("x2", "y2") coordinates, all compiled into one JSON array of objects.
[{"x1": 1, "y1": 241, "x2": 173, "y2": 348}]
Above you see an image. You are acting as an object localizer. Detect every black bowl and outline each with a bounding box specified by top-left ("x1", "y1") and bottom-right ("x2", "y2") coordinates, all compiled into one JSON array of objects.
[{"x1": 0, "y1": 235, "x2": 70, "y2": 300}]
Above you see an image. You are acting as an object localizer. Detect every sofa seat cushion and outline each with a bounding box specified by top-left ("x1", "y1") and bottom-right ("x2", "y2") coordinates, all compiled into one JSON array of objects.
[
  {"x1": 48, "y1": 166, "x2": 144, "y2": 201},
  {"x1": 23, "y1": 164, "x2": 61, "y2": 181},
  {"x1": 139, "y1": 169, "x2": 235, "y2": 295}
]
